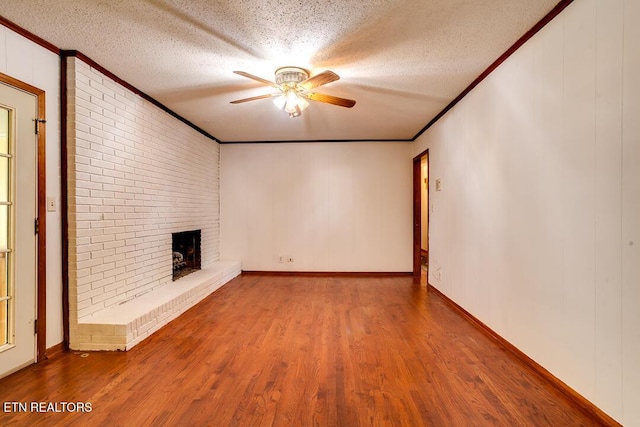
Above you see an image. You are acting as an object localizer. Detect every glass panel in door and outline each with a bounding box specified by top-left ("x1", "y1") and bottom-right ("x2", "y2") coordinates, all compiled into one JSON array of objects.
[{"x1": 0, "y1": 107, "x2": 10, "y2": 348}]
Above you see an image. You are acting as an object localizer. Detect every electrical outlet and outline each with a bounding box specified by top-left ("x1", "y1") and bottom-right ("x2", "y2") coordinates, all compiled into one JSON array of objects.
[{"x1": 278, "y1": 256, "x2": 284, "y2": 263}]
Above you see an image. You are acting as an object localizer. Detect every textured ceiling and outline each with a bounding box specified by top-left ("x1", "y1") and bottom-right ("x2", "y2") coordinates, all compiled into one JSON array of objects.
[{"x1": 0, "y1": 0, "x2": 561, "y2": 142}]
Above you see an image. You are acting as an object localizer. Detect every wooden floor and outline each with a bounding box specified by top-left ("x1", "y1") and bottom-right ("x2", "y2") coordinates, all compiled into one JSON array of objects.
[{"x1": 1, "y1": 274, "x2": 606, "y2": 426}]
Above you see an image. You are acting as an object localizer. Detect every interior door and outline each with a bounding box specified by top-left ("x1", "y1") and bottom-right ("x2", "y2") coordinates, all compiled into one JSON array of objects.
[
  {"x1": 413, "y1": 150, "x2": 429, "y2": 278},
  {"x1": 0, "y1": 81, "x2": 38, "y2": 379}
]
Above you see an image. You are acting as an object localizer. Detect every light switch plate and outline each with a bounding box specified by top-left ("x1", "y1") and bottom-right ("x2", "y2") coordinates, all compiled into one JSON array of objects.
[{"x1": 47, "y1": 197, "x2": 57, "y2": 212}]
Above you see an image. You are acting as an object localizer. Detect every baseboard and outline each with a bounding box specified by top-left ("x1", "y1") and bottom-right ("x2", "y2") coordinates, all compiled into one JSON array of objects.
[
  {"x1": 242, "y1": 271, "x2": 413, "y2": 277},
  {"x1": 45, "y1": 342, "x2": 65, "y2": 359},
  {"x1": 427, "y1": 284, "x2": 621, "y2": 427}
]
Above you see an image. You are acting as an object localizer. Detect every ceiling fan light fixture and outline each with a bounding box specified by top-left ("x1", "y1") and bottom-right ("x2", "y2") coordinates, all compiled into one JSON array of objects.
[
  {"x1": 284, "y1": 96, "x2": 308, "y2": 118},
  {"x1": 273, "y1": 95, "x2": 286, "y2": 110},
  {"x1": 289, "y1": 105, "x2": 302, "y2": 118},
  {"x1": 231, "y1": 67, "x2": 355, "y2": 116},
  {"x1": 277, "y1": 87, "x2": 308, "y2": 118},
  {"x1": 298, "y1": 96, "x2": 310, "y2": 110},
  {"x1": 274, "y1": 89, "x2": 309, "y2": 118},
  {"x1": 275, "y1": 66, "x2": 309, "y2": 86}
]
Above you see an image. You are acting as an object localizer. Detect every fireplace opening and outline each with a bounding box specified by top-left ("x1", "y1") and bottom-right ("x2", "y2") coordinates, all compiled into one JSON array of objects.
[{"x1": 172, "y1": 230, "x2": 201, "y2": 281}]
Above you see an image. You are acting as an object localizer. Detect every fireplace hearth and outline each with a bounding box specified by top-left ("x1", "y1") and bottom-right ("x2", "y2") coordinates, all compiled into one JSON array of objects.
[{"x1": 172, "y1": 230, "x2": 201, "y2": 281}]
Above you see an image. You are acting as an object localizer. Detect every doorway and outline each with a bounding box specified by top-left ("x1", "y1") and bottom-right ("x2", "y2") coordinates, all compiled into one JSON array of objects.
[
  {"x1": 0, "y1": 73, "x2": 46, "y2": 379},
  {"x1": 413, "y1": 150, "x2": 429, "y2": 278}
]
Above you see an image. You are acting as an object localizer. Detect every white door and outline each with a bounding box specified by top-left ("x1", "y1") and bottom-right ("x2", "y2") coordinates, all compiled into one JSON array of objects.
[{"x1": 0, "y1": 82, "x2": 38, "y2": 379}]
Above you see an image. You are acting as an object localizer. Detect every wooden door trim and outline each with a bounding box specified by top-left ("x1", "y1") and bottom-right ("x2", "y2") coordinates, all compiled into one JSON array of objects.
[
  {"x1": 0, "y1": 72, "x2": 47, "y2": 362},
  {"x1": 413, "y1": 149, "x2": 429, "y2": 277},
  {"x1": 60, "y1": 57, "x2": 70, "y2": 351}
]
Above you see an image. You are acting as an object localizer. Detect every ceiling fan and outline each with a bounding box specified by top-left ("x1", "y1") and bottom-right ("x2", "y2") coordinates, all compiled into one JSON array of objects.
[{"x1": 230, "y1": 67, "x2": 356, "y2": 118}]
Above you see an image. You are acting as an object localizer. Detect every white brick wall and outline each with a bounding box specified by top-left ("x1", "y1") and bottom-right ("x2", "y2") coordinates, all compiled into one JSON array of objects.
[{"x1": 66, "y1": 57, "x2": 220, "y2": 337}]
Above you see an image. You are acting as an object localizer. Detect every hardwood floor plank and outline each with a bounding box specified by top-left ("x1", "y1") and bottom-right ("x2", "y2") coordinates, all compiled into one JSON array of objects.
[{"x1": 0, "y1": 274, "x2": 612, "y2": 426}]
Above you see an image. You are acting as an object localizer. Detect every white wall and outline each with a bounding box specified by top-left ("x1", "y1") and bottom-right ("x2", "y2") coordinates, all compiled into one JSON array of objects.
[
  {"x1": 412, "y1": 0, "x2": 639, "y2": 424},
  {"x1": 0, "y1": 25, "x2": 63, "y2": 349},
  {"x1": 221, "y1": 142, "x2": 412, "y2": 272},
  {"x1": 66, "y1": 57, "x2": 220, "y2": 332}
]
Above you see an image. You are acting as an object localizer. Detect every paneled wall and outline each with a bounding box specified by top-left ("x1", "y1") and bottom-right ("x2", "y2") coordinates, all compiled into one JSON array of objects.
[
  {"x1": 66, "y1": 57, "x2": 221, "y2": 334},
  {"x1": 0, "y1": 25, "x2": 62, "y2": 348},
  {"x1": 412, "y1": 0, "x2": 639, "y2": 424},
  {"x1": 221, "y1": 142, "x2": 412, "y2": 272}
]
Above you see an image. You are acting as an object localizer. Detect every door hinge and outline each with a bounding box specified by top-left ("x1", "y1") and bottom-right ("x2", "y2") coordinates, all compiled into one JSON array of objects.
[
  {"x1": 34, "y1": 319, "x2": 38, "y2": 335},
  {"x1": 34, "y1": 217, "x2": 39, "y2": 235},
  {"x1": 34, "y1": 118, "x2": 46, "y2": 135}
]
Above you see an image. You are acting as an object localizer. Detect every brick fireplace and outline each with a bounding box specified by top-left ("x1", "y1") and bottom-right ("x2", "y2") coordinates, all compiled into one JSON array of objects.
[{"x1": 65, "y1": 56, "x2": 239, "y2": 350}]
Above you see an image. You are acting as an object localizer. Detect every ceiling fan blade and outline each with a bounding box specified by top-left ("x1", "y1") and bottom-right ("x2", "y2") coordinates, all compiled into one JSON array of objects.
[
  {"x1": 230, "y1": 93, "x2": 278, "y2": 104},
  {"x1": 233, "y1": 71, "x2": 277, "y2": 87},
  {"x1": 299, "y1": 70, "x2": 340, "y2": 90},
  {"x1": 304, "y1": 92, "x2": 356, "y2": 108}
]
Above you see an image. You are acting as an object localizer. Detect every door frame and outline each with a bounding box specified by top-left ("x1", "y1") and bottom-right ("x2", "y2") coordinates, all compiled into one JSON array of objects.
[
  {"x1": 412, "y1": 149, "x2": 429, "y2": 278},
  {"x1": 0, "y1": 72, "x2": 47, "y2": 362}
]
